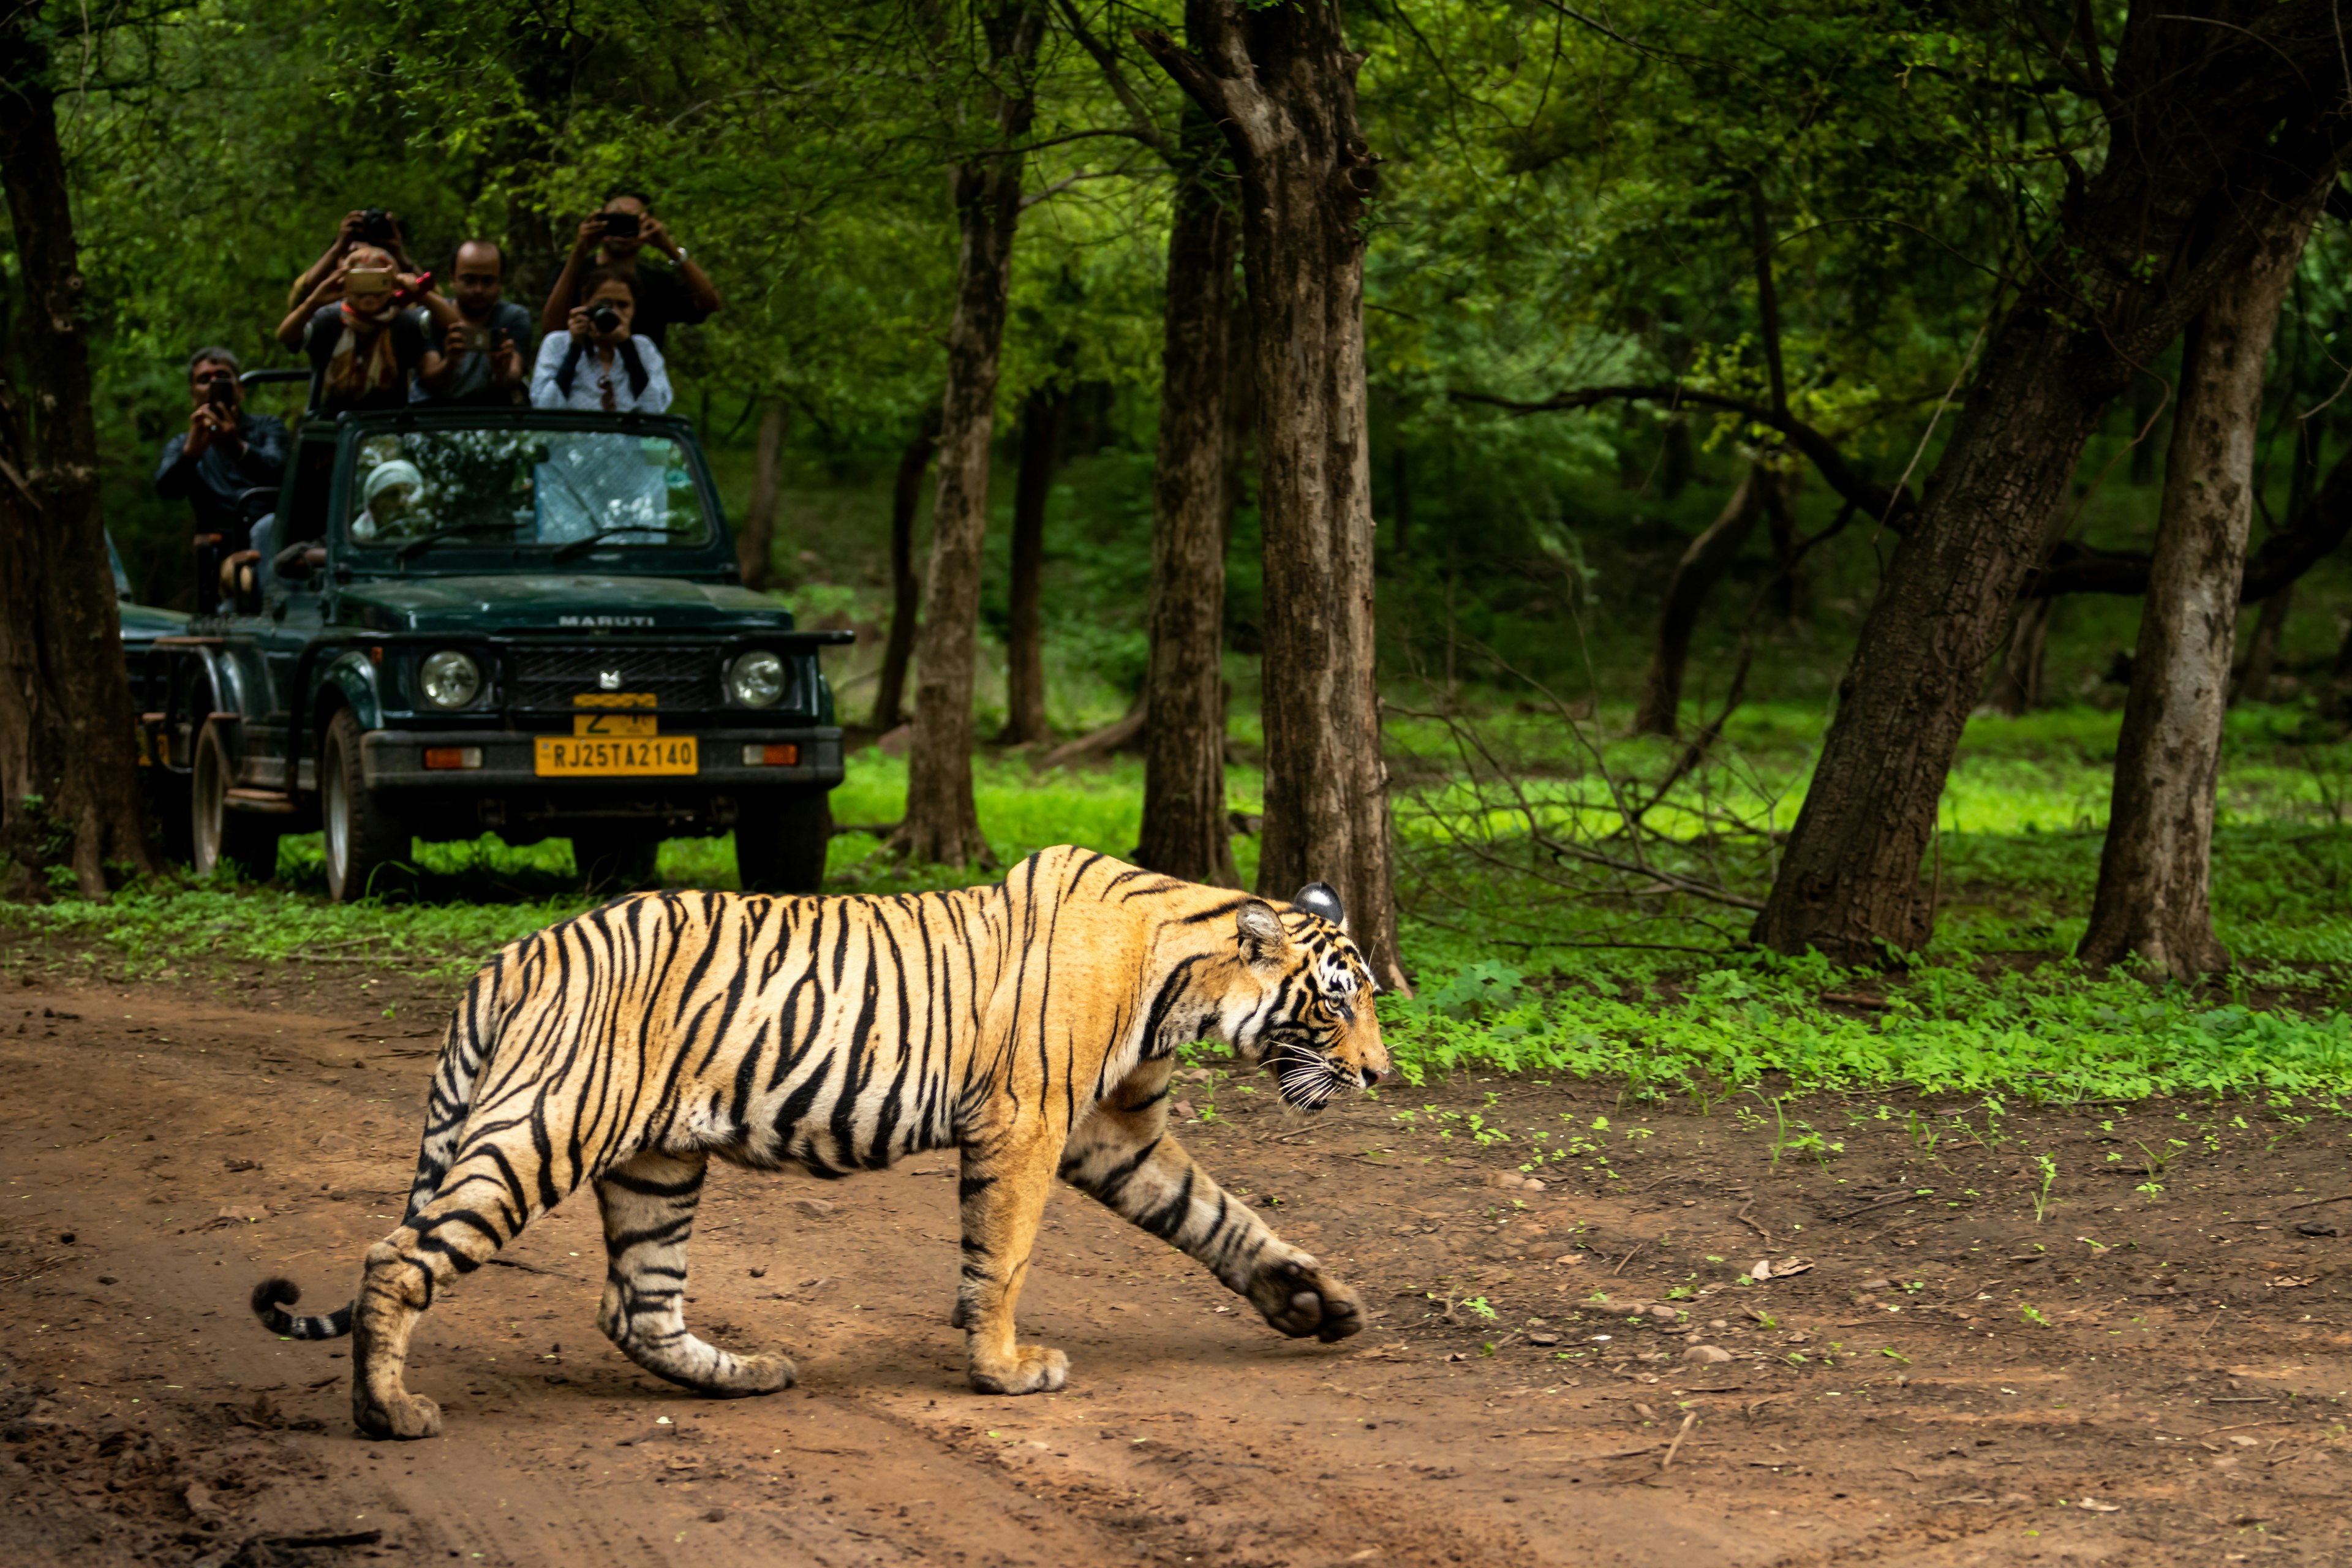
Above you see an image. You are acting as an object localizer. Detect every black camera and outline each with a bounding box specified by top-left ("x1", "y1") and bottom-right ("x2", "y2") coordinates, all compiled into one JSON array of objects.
[
  {"x1": 359, "y1": 208, "x2": 398, "y2": 245},
  {"x1": 199, "y1": 369, "x2": 237, "y2": 408},
  {"x1": 586, "y1": 301, "x2": 624, "y2": 335},
  {"x1": 600, "y1": 210, "x2": 641, "y2": 239}
]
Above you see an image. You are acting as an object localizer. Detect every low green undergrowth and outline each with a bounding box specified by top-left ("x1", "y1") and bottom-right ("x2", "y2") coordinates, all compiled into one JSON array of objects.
[{"x1": 6, "y1": 704, "x2": 2351, "y2": 1104}]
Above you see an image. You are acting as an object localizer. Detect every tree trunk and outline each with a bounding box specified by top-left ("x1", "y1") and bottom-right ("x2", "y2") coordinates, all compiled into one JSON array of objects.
[
  {"x1": 889, "y1": 0, "x2": 1045, "y2": 867},
  {"x1": 1751, "y1": 5, "x2": 2347, "y2": 964},
  {"x1": 0, "y1": 7, "x2": 158, "y2": 898},
  {"x1": 2128, "y1": 368, "x2": 2166, "y2": 488},
  {"x1": 736, "y1": 402, "x2": 786, "y2": 590},
  {"x1": 873, "y1": 421, "x2": 937, "y2": 732},
  {"x1": 998, "y1": 382, "x2": 1062, "y2": 745},
  {"x1": 2235, "y1": 584, "x2": 2291, "y2": 703},
  {"x1": 1141, "y1": 0, "x2": 1406, "y2": 991},
  {"x1": 1660, "y1": 414, "x2": 1694, "y2": 500},
  {"x1": 2079, "y1": 190, "x2": 2321, "y2": 977},
  {"x1": 1388, "y1": 442, "x2": 1411, "y2": 563},
  {"x1": 1632, "y1": 467, "x2": 1766, "y2": 737},
  {"x1": 1138, "y1": 104, "x2": 1242, "y2": 888},
  {"x1": 1983, "y1": 595, "x2": 2055, "y2": 718}
]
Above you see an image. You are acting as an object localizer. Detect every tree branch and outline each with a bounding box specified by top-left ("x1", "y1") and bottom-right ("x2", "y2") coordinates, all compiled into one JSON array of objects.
[
  {"x1": 1449, "y1": 384, "x2": 1910, "y2": 523},
  {"x1": 2022, "y1": 445, "x2": 2352, "y2": 601}
]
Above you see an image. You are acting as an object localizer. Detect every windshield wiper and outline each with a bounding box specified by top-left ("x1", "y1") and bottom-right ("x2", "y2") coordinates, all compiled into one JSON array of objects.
[
  {"x1": 393, "y1": 521, "x2": 522, "y2": 561},
  {"x1": 548, "y1": 526, "x2": 698, "y2": 562}
]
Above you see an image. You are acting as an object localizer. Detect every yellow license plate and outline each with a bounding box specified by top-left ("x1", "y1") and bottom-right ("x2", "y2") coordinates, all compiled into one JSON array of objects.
[{"x1": 534, "y1": 736, "x2": 698, "y2": 777}]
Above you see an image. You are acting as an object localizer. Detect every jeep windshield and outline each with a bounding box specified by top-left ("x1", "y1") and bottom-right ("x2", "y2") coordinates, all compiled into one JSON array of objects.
[{"x1": 341, "y1": 425, "x2": 714, "y2": 557}]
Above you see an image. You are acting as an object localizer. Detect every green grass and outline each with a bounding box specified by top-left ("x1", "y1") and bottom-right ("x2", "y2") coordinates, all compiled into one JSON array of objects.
[{"x1": 9, "y1": 701, "x2": 2352, "y2": 1105}]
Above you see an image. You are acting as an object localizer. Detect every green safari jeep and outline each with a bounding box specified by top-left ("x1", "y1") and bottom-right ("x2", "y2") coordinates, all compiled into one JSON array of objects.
[{"x1": 127, "y1": 396, "x2": 849, "y2": 901}]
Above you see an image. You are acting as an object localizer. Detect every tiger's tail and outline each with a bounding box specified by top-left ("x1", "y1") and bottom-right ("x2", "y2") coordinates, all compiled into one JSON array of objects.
[{"x1": 250, "y1": 948, "x2": 519, "y2": 1343}]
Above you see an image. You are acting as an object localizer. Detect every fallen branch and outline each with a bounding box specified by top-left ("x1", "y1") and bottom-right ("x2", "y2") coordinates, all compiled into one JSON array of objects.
[
  {"x1": 2280, "y1": 1191, "x2": 2352, "y2": 1213},
  {"x1": 1035, "y1": 701, "x2": 1145, "y2": 769},
  {"x1": 1659, "y1": 1411, "x2": 1700, "y2": 1470}
]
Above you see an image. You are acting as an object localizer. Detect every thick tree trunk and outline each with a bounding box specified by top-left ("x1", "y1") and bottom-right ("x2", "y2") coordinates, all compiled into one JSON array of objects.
[
  {"x1": 0, "y1": 9, "x2": 157, "y2": 898},
  {"x1": 736, "y1": 402, "x2": 786, "y2": 590},
  {"x1": 998, "y1": 383, "x2": 1063, "y2": 745},
  {"x1": 2079, "y1": 190, "x2": 2321, "y2": 978},
  {"x1": 889, "y1": 1, "x2": 1044, "y2": 866},
  {"x1": 2234, "y1": 584, "x2": 2291, "y2": 704},
  {"x1": 873, "y1": 421, "x2": 937, "y2": 732},
  {"x1": 1752, "y1": 3, "x2": 2347, "y2": 963},
  {"x1": 1983, "y1": 595, "x2": 2054, "y2": 718},
  {"x1": 1633, "y1": 467, "x2": 1766, "y2": 737},
  {"x1": 1138, "y1": 106, "x2": 1242, "y2": 888},
  {"x1": 1142, "y1": 0, "x2": 1406, "y2": 990}
]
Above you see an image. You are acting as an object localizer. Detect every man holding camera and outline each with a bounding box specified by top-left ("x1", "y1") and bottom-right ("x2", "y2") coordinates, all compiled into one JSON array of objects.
[
  {"x1": 413, "y1": 240, "x2": 532, "y2": 405},
  {"x1": 539, "y1": 189, "x2": 720, "y2": 353},
  {"x1": 287, "y1": 209, "x2": 414, "y2": 309},
  {"x1": 153, "y1": 347, "x2": 288, "y2": 551}
]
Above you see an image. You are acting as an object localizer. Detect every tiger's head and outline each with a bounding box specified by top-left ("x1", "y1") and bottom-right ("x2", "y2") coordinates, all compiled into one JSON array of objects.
[{"x1": 1221, "y1": 882, "x2": 1390, "y2": 1111}]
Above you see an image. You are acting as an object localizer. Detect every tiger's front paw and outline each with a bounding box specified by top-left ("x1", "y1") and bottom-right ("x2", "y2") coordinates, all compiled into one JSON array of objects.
[
  {"x1": 968, "y1": 1344, "x2": 1069, "y2": 1395},
  {"x1": 1246, "y1": 1255, "x2": 1363, "y2": 1343}
]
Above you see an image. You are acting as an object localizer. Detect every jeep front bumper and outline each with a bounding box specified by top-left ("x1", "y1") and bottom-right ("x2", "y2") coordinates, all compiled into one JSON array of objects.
[{"x1": 361, "y1": 727, "x2": 845, "y2": 791}]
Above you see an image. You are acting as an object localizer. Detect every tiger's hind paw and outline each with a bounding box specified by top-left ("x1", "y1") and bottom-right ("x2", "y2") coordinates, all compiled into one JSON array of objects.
[
  {"x1": 355, "y1": 1391, "x2": 442, "y2": 1441},
  {"x1": 713, "y1": 1351, "x2": 797, "y2": 1396},
  {"x1": 968, "y1": 1344, "x2": 1068, "y2": 1395},
  {"x1": 1247, "y1": 1255, "x2": 1364, "y2": 1343}
]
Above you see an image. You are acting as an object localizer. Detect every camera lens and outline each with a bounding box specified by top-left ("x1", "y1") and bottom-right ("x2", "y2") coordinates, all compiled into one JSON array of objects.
[{"x1": 587, "y1": 303, "x2": 622, "y2": 334}]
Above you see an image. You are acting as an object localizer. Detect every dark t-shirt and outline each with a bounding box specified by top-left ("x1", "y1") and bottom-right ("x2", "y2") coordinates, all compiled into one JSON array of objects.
[
  {"x1": 153, "y1": 412, "x2": 291, "y2": 550},
  {"x1": 301, "y1": 304, "x2": 430, "y2": 412},
  {"x1": 556, "y1": 259, "x2": 709, "y2": 352},
  {"x1": 407, "y1": 300, "x2": 536, "y2": 405}
]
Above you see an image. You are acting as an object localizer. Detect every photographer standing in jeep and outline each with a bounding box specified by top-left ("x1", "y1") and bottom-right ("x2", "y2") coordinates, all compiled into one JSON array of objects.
[
  {"x1": 414, "y1": 239, "x2": 532, "y2": 405},
  {"x1": 286, "y1": 208, "x2": 415, "y2": 311},
  {"x1": 538, "y1": 187, "x2": 720, "y2": 353},
  {"x1": 530, "y1": 268, "x2": 673, "y2": 414},
  {"x1": 153, "y1": 347, "x2": 288, "y2": 553}
]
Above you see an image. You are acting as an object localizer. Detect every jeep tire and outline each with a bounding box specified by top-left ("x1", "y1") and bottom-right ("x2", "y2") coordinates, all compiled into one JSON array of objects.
[
  {"x1": 191, "y1": 719, "x2": 281, "y2": 883},
  {"x1": 736, "y1": 791, "x2": 831, "y2": 895},
  {"x1": 321, "y1": 707, "x2": 412, "y2": 902}
]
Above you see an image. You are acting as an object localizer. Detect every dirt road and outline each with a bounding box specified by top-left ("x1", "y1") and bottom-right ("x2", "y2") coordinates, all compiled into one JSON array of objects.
[{"x1": 4, "y1": 953, "x2": 2350, "y2": 1566}]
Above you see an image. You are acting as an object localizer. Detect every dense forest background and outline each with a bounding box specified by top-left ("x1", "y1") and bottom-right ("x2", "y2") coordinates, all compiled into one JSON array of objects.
[{"x1": 65, "y1": 0, "x2": 2342, "y2": 729}]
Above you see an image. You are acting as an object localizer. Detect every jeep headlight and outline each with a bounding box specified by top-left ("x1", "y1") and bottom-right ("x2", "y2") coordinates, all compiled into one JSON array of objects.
[
  {"x1": 418, "y1": 649, "x2": 482, "y2": 710},
  {"x1": 727, "y1": 650, "x2": 786, "y2": 709}
]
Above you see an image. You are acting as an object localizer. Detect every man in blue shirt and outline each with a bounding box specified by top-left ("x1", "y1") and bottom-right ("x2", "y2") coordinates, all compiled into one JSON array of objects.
[{"x1": 153, "y1": 347, "x2": 288, "y2": 553}]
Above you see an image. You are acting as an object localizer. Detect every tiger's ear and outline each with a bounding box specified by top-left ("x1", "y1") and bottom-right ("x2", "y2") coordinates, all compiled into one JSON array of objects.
[
  {"x1": 1292, "y1": 881, "x2": 1346, "y2": 930},
  {"x1": 1235, "y1": 901, "x2": 1289, "y2": 966}
]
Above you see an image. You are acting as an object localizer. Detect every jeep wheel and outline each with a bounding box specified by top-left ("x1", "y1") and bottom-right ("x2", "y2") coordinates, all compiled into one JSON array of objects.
[
  {"x1": 572, "y1": 827, "x2": 661, "y2": 895},
  {"x1": 190, "y1": 720, "x2": 281, "y2": 883},
  {"x1": 322, "y1": 708, "x2": 412, "y2": 902},
  {"x1": 736, "y1": 791, "x2": 832, "y2": 894}
]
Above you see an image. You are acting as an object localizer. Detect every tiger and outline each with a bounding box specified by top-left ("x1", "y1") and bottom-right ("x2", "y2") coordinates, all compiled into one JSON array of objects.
[{"x1": 250, "y1": 845, "x2": 1390, "y2": 1440}]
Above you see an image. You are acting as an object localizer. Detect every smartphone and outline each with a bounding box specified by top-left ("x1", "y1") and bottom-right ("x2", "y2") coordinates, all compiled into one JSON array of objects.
[
  {"x1": 464, "y1": 326, "x2": 492, "y2": 352},
  {"x1": 205, "y1": 377, "x2": 236, "y2": 409},
  {"x1": 344, "y1": 268, "x2": 396, "y2": 296},
  {"x1": 600, "y1": 211, "x2": 641, "y2": 239}
]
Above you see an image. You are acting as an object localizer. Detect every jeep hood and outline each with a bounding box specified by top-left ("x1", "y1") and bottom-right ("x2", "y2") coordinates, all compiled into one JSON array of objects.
[{"x1": 333, "y1": 575, "x2": 792, "y2": 633}]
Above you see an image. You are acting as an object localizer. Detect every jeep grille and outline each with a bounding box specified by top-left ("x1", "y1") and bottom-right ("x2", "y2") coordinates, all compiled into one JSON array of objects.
[{"x1": 505, "y1": 644, "x2": 712, "y2": 712}]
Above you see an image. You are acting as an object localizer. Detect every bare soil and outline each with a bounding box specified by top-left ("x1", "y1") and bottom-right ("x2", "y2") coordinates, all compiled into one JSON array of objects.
[{"x1": 4, "y1": 949, "x2": 2351, "y2": 1567}]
